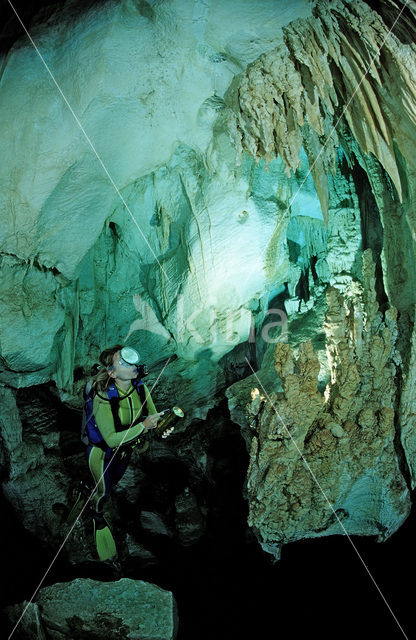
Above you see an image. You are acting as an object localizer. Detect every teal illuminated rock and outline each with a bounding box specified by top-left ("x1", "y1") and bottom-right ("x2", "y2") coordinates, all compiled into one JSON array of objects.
[{"x1": 7, "y1": 578, "x2": 178, "y2": 640}]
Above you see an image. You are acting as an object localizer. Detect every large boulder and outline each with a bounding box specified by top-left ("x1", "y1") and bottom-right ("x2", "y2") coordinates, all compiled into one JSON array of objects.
[{"x1": 6, "y1": 578, "x2": 178, "y2": 640}]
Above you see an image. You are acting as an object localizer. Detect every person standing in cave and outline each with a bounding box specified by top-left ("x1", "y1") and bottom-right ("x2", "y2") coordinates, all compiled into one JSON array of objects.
[{"x1": 83, "y1": 344, "x2": 163, "y2": 564}]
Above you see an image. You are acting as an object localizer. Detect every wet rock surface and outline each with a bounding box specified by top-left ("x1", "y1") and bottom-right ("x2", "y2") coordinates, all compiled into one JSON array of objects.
[{"x1": 228, "y1": 0, "x2": 416, "y2": 216}]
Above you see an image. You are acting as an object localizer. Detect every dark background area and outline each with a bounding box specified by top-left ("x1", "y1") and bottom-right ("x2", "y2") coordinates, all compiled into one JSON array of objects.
[{"x1": 0, "y1": 0, "x2": 108, "y2": 53}]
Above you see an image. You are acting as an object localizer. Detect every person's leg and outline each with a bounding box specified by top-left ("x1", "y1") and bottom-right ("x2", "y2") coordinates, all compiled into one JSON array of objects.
[
  {"x1": 87, "y1": 445, "x2": 112, "y2": 514},
  {"x1": 87, "y1": 446, "x2": 117, "y2": 560},
  {"x1": 110, "y1": 448, "x2": 132, "y2": 487}
]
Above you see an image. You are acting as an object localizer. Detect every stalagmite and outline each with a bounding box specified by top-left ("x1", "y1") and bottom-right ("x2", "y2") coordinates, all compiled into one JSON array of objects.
[{"x1": 245, "y1": 250, "x2": 410, "y2": 558}]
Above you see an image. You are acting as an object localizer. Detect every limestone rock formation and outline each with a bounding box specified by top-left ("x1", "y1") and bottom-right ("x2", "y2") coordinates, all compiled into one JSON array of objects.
[
  {"x1": 0, "y1": 0, "x2": 312, "y2": 412},
  {"x1": 6, "y1": 578, "x2": 178, "y2": 640},
  {"x1": 1, "y1": 0, "x2": 415, "y2": 435},
  {"x1": 244, "y1": 250, "x2": 410, "y2": 558},
  {"x1": 0, "y1": 385, "x2": 71, "y2": 542},
  {"x1": 227, "y1": 0, "x2": 416, "y2": 220}
]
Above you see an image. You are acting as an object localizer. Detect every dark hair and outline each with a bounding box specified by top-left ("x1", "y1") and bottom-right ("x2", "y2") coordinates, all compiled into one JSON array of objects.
[{"x1": 92, "y1": 344, "x2": 124, "y2": 394}]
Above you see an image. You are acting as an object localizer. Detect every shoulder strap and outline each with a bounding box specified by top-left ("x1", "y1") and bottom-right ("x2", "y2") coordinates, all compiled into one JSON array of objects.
[
  {"x1": 85, "y1": 379, "x2": 94, "y2": 398},
  {"x1": 104, "y1": 384, "x2": 123, "y2": 432},
  {"x1": 96, "y1": 381, "x2": 148, "y2": 432},
  {"x1": 133, "y1": 380, "x2": 148, "y2": 422},
  {"x1": 96, "y1": 384, "x2": 122, "y2": 402}
]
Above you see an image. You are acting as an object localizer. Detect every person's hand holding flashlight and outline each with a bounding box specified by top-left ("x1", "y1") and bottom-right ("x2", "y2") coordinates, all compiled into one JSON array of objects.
[{"x1": 143, "y1": 412, "x2": 165, "y2": 430}]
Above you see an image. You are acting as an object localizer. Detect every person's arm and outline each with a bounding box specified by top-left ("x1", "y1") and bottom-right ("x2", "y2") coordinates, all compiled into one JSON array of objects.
[{"x1": 93, "y1": 396, "x2": 145, "y2": 448}]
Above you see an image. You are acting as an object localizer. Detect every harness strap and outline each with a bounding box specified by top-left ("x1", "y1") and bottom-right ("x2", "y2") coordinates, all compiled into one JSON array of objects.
[
  {"x1": 96, "y1": 385, "x2": 135, "y2": 402},
  {"x1": 87, "y1": 380, "x2": 149, "y2": 449},
  {"x1": 132, "y1": 381, "x2": 148, "y2": 425},
  {"x1": 108, "y1": 380, "x2": 149, "y2": 434},
  {"x1": 109, "y1": 396, "x2": 123, "y2": 432}
]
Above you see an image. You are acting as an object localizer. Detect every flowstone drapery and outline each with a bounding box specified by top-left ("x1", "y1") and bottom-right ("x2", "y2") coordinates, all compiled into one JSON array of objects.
[{"x1": 227, "y1": 0, "x2": 416, "y2": 219}]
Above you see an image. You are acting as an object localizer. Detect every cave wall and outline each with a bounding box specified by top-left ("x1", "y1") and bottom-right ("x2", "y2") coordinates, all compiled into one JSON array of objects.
[
  {"x1": 239, "y1": 251, "x2": 410, "y2": 559},
  {"x1": 0, "y1": 0, "x2": 315, "y2": 417}
]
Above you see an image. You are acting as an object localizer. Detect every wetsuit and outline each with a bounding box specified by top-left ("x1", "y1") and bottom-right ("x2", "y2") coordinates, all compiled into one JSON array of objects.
[{"x1": 87, "y1": 383, "x2": 157, "y2": 514}]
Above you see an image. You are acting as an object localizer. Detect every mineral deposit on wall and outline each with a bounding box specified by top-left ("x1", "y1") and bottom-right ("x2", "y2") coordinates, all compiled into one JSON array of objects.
[{"x1": 244, "y1": 251, "x2": 410, "y2": 558}]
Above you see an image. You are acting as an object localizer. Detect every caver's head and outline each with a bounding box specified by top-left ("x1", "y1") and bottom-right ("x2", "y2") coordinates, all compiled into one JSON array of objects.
[
  {"x1": 96, "y1": 345, "x2": 141, "y2": 389},
  {"x1": 106, "y1": 346, "x2": 140, "y2": 383}
]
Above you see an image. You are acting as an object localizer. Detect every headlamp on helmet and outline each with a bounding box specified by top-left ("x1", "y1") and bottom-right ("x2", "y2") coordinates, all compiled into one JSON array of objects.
[{"x1": 120, "y1": 347, "x2": 140, "y2": 366}]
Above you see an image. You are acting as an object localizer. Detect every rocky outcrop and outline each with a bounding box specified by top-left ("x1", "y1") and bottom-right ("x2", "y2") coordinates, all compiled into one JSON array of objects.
[
  {"x1": 243, "y1": 250, "x2": 410, "y2": 558},
  {"x1": 0, "y1": 383, "x2": 97, "y2": 564},
  {"x1": 399, "y1": 312, "x2": 416, "y2": 489},
  {"x1": 6, "y1": 578, "x2": 178, "y2": 640}
]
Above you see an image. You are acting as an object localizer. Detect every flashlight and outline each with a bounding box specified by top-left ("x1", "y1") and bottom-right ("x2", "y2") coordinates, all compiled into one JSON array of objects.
[{"x1": 155, "y1": 406, "x2": 184, "y2": 438}]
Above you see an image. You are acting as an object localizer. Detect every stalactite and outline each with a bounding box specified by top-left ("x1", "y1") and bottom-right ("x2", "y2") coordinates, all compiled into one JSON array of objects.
[{"x1": 227, "y1": 0, "x2": 416, "y2": 220}]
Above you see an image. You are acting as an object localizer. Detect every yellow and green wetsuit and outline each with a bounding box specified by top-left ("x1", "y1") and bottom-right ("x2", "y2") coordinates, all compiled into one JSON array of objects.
[{"x1": 86, "y1": 382, "x2": 157, "y2": 560}]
